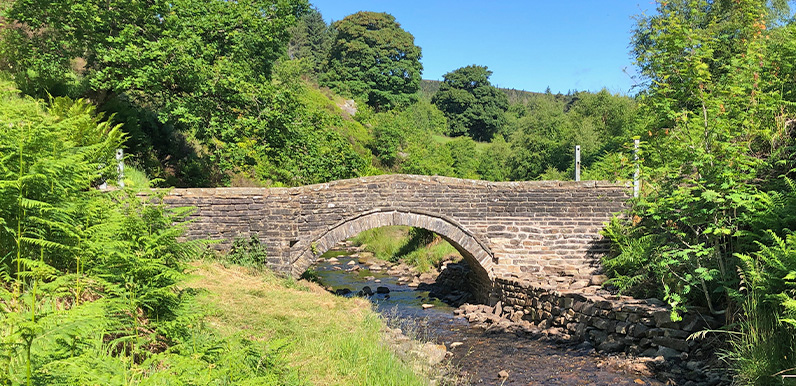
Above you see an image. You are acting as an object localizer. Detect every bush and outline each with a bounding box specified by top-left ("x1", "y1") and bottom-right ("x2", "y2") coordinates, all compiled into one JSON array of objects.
[{"x1": 225, "y1": 234, "x2": 269, "y2": 268}]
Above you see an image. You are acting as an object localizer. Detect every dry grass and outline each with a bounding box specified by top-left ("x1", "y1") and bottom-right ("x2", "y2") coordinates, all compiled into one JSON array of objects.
[{"x1": 186, "y1": 261, "x2": 430, "y2": 386}]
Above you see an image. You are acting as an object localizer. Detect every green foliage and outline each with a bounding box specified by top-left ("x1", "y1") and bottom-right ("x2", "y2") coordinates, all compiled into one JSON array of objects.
[
  {"x1": 365, "y1": 100, "x2": 449, "y2": 171},
  {"x1": 600, "y1": 217, "x2": 663, "y2": 298},
  {"x1": 0, "y1": 86, "x2": 124, "y2": 276},
  {"x1": 396, "y1": 228, "x2": 459, "y2": 273},
  {"x1": 400, "y1": 138, "x2": 455, "y2": 177},
  {"x1": 225, "y1": 234, "x2": 269, "y2": 268},
  {"x1": 321, "y1": 12, "x2": 423, "y2": 111},
  {"x1": 351, "y1": 227, "x2": 409, "y2": 262},
  {"x1": 445, "y1": 136, "x2": 479, "y2": 179},
  {"x1": 476, "y1": 134, "x2": 511, "y2": 181},
  {"x1": 432, "y1": 65, "x2": 509, "y2": 141},
  {"x1": 622, "y1": 0, "x2": 794, "y2": 318},
  {"x1": 507, "y1": 94, "x2": 571, "y2": 180},
  {"x1": 369, "y1": 112, "x2": 406, "y2": 168},
  {"x1": 2, "y1": 0, "x2": 329, "y2": 187},
  {"x1": 351, "y1": 227, "x2": 459, "y2": 273},
  {"x1": 399, "y1": 99, "x2": 448, "y2": 135},
  {"x1": 287, "y1": 7, "x2": 333, "y2": 78},
  {"x1": 507, "y1": 90, "x2": 637, "y2": 181},
  {"x1": 0, "y1": 86, "x2": 301, "y2": 385},
  {"x1": 597, "y1": 2, "x2": 796, "y2": 383},
  {"x1": 581, "y1": 152, "x2": 635, "y2": 182},
  {"x1": 730, "y1": 231, "x2": 796, "y2": 384}
]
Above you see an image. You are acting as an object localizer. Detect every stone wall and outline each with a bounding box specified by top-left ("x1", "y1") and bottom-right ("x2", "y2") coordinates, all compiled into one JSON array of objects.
[
  {"x1": 162, "y1": 174, "x2": 629, "y2": 297},
  {"x1": 493, "y1": 276, "x2": 721, "y2": 360}
]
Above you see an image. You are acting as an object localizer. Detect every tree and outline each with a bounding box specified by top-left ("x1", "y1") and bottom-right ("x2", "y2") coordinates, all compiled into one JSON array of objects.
[
  {"x1": 477, "y1": 134, "x2": 511, "y2": 181},
  {"x1": 432, "y1": 65, "x2": 508, "y2": 141},
  {"x1": 321, "y1": 12, "x2": 423, "y2": 110},
  {"x1": 507, "y1": 94, "x2": 570, "y2": 180},
  {"x1": 618, "y1": 2, "x2": 796, "y2": 382},
  {"x1": 2, "y1": 0, "x2": 335, "y2": 186},
  {"x1": 287, "y1": 7, "x2": 332, "y2": 77},
  {"x1": 369, "y1": 112, "x2": 406, "y2": 168},
  {"x1": 400, "y1": 139, "x2": 454, "y2": 177},
  {"x1": 445, "y1": 136, "x2": 479, "y2": 179}
]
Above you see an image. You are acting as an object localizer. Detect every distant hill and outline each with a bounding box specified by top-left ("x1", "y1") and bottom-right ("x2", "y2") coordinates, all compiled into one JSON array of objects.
[{"x1": 420, "y1": 79, "x2": 546, "y2": 104}]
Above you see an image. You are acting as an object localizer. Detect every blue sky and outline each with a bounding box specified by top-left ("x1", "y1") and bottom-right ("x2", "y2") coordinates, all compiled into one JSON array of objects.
[{"x1": 310, "y1": 1, "x2": 655, "y2": 95}]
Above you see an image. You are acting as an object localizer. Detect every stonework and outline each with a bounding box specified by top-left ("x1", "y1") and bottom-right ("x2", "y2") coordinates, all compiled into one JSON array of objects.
[
  {"x1": 492, "y1": 276, "x2": 721, "y2": 360},
  {"x1": 162, "y1": 174, "x2": 628, "y2": 299}
]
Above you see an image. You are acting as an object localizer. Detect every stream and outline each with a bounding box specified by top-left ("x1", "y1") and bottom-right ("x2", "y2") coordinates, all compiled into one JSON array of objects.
[{"x1": 314, "y1": 249, "x2": 666, "y2": 385}]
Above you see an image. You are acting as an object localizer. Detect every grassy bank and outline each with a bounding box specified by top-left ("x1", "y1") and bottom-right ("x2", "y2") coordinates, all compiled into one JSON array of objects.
[
  {"x1": 188, "y1": 261, "x2": 433, "y2": 386},
  {"x1": 350, "y1": 226, "x2": 461, "y2": 272}
]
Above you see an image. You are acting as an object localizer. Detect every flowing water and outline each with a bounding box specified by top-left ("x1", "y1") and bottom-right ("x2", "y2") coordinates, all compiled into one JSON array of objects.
[{"x1": 314, "y1": 250, "x2": 665, "y2": 385}]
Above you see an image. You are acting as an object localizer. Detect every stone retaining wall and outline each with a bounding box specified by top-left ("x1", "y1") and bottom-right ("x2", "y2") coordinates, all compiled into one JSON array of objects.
[{"x1": 493, "y1": 276, "x2": 721, "y2": 360}]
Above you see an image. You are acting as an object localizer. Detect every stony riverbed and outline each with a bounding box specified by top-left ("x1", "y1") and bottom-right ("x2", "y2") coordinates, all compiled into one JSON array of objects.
[{"x1": 311, "y1": 245, "x2": 710, "y2": 386}]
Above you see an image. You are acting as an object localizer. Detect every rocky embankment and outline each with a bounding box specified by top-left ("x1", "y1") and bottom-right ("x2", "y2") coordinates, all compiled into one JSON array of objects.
[
  {"x1": 452, "y1": 289, "x2": 728, "y2": 386},
  {"x1": 319, "y1": 242, "x2": 728, "y2": 385}
]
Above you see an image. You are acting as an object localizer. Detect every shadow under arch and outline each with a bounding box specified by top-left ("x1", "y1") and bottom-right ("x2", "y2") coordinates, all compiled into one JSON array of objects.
[{"x1": 291, "y1": 209, "x2": 495, "y2": 302}]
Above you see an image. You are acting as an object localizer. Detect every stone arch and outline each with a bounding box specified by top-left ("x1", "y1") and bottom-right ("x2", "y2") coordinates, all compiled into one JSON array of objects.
[{"x1": 290, "y1": 209, "x2": 495, "y2": 300}]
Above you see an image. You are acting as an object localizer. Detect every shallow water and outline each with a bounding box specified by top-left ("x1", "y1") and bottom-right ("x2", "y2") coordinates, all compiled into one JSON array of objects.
[{"x1": 314, "y1": 252, "x2": 665, "y2": 385}]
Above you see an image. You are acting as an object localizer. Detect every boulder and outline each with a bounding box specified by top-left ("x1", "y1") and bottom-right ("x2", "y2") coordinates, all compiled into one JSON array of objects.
[
  {"x1": 334, "y1": 288, "x2": 351, "y2": 296},
  {"x1": 656, "y1": 346, "x2": 681, "y2": 359},
  {"x1": 652, "y1": 336, "x2": 689, "y2": 352},
  {"x1": 419, "y1": 343, "x2": 447, "y2": 366},
  {"x1": 376, "y1": 286, "x2": 390, "y2": 294}
]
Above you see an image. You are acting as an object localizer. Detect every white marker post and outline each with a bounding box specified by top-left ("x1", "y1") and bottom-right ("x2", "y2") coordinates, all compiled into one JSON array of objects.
[
  {"x1": 574, "y1": 145, "x2": 581, "y2": 182},
  {"x1": 633, "y1": 138, "x2": 640, "y2": 198},
  {"x1": 116, "y1": 149, "x2": 125, "y2": 188}
]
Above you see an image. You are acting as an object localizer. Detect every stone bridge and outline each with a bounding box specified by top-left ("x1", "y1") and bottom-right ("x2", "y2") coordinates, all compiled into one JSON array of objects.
[{"x1": 164, "y1": 174, "x2": 628, "y2": 300}]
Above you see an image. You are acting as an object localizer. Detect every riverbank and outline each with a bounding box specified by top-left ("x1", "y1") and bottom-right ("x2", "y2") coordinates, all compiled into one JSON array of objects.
[
  {"x1": 187, "y1": 261, "x2": 450, "y2": 386},
  {"x1": 312, "y1": 246, "x2": 680, "y2": 385}
]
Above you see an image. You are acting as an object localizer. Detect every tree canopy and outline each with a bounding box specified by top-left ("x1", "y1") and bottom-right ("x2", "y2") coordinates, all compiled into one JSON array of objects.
[
  {"x1": 321, "y1": 11, "x2": 423, "y2": 110},
  {"x1": 432, "y1": 65, "x2": 509, "y2": 141},
  {"x1": 287, "y1": 7, "x2": 333, "y2": 77}
]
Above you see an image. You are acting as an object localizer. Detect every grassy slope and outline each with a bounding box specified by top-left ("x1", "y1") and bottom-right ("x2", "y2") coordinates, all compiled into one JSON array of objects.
[
  {"x1": 298, "y1": 81, "x2": 372, "y2": 156},
  {"x1": 187, "y1": 262, "x2": 430, "y2": 386}
]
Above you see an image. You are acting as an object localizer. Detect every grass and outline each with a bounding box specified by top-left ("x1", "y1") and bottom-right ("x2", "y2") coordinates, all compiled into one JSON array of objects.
[
  {"x1": 351, "y1": 226, "x2": 461, "y2": 272},
  {"x1": 351, "y1": 226, "x2": 412, "y2": 260},
  {"x1": 187, "y1": 261, "x2": 433, "y2": 386},
  {"x1": 401, "y1": 238, "x2": 460, "y2": 272}
]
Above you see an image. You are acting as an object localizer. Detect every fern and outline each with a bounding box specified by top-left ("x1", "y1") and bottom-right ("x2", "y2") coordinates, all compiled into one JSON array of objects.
[
  {"x1": 0, "y1": 80, "x2": 301, "y2": 385},
  {"x1": 600, "y1": 216, "x2": 663, "y2": 297},
  {"x1": 729, "y1": 230, "x2": 796, "y2": 383}
]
